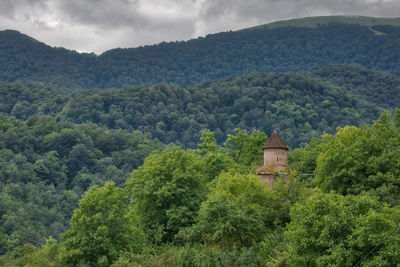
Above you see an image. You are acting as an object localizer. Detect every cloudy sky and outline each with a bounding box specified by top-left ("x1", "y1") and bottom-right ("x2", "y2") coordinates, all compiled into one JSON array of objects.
[{"x1": 0, "y1": 0, "x2": 399, "y2": 54}]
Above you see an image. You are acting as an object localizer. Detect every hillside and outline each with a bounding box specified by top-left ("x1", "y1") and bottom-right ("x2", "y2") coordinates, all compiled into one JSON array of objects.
[
  {"x1": 249, "y1": 15, "x2": 400, "y2": 30},
  {"x1": 1, "y1": 16, "x2": 400, "y2": 92},
  {"x1": 1, "y1": 65, "x2": 399, "y2": 148},
  {"x1": 0, "y1": 30, "x2": 96, "y2": 93}
]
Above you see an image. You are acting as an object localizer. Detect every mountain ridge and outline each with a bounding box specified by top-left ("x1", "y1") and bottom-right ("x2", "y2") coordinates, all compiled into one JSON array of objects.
[{"x1": 1, "y1": 16, "x2": 400, "y2": 92}]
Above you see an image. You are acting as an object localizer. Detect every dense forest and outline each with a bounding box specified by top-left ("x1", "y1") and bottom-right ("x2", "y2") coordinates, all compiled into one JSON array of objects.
[
  {"x1": 1, "y1": 15, "x2": 400, "y2": 266},
  {"x1": 1, "y1": 64, "x2": 399, "y2": 148},
  {"x1": 1, "y1": 19, "x2": 400, "y2": 92},
  {"x1": 0, "y1": 115, "x2": 161, "y2": 253},
  {"x1": 1, "y1": 111, "x2": 400, "y2": 266}
]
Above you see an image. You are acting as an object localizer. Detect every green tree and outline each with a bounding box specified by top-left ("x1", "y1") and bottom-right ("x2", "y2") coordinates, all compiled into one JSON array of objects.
[
  {"x1": 126, "y1": 147, "x2": 207, "y2": 243},
  {"x1": 289, "y1": 137, "x2": 324, "y2": 176},
  {"x1": 197, "y1": 130, "x2": 236, "y2": 182},
  {"x1": 393, "y1": 107, "x2": 400, "y2": 131},
  {"x1": 315, "y1": 111, "x2": 400, "y2": 204},
  {"x1": 187, "y1": 173, "x2": 285, "y2": 248},
  {"x1": 285, "y1": 190, "x2": 400, "y2": 266},
  {"x1": 198, "y1": 129, "x2": 217, "y2": 154},
  {"x1": 224, "y1": 128, "x2": 266, "y2": 168},
  {"x1": 61, "y1": 182, "x2": 143, "y2": 267}
]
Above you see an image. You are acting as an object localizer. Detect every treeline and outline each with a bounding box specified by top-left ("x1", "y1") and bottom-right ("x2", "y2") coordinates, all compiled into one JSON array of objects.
[
  {"x1": 2, "y1": 65, "x2": 400, "y2": 148},
  {"x1": 1, "y1": 22, "x2": 400, "y2": 91},
  {"x1": 2, "y1": 111, "x2": 400, "y2": 266},
  {"x1": 0, "y1": 115, "x2": 161, "y2": 253}
]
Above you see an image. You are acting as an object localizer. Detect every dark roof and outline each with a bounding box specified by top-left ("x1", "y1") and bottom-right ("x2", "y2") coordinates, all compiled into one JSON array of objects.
[{"x1": 263, "y1": 130, "x2": 288, "y2": 150}]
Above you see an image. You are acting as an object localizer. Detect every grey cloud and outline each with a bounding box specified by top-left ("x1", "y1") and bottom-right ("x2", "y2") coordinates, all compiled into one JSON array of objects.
[
  {"x1": 54, "y1": 0, "x2": 144, "y2": 29},
  {"x1": 0, "y1": 0, "x2": 49, "y2": 19},
  {"x1": 54, "y1": 0, "x2": 200, "y2": 31},
  {"x1": 0, "y1": 0, "x2": 15, "y2": 17}
]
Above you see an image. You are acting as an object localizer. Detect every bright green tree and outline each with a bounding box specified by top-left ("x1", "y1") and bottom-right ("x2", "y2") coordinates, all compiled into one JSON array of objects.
[
  {"x1": 198, "y1": 129, "x2": 217, "y2": 154},
  {"x1": 197, "y1": 129, "x2": 236, "y2": 182},
  {"x1": 224, "y1": 128, "x2": 266, "y2": 168},
  {"x1": 289, "y1": 137, "x2": 324, "y2": 176},
  {"x1": 315, "y1": 111, "x2": 400, "y2": 204},
  {"x1": 285, "y1": 190, "x2": 400, "y2": 266},
  {"x1": 394, "y1": 108, "x2": 400, "y2": 131},
  {"x1": 188, "y1": 173, "x2": 285, "y2": 248},
  {"x1": 126, "y1": 146, "x2": 207, "y2": 243},
  {"x1": 61, "y1": 182, "x2": 143, "y2": 267}
]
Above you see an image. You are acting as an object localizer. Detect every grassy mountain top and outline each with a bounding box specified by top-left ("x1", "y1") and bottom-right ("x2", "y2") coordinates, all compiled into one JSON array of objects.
[{"x1": 248, "y1": 15, "x2": 400, "y2": 31}]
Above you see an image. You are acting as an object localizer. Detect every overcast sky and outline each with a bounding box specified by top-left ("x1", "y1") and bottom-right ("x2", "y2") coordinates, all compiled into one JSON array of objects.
[{"x1": 0, "y1": 0, "x2": 399, "y2": 54}]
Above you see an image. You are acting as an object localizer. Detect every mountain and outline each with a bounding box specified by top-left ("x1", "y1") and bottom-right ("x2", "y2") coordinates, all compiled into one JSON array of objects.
[
  {"x1": 0, "y1": 30, "x2": 97, "y2": 93},
  {"x1": 1, "y1": 16, "x2": 400, "y2": 92},
  {"x1": 1, "y1": 64, "x2": 399, "y2": 148}
]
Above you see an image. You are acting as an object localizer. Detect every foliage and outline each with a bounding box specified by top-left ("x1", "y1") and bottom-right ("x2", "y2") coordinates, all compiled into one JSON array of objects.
[
  {"x1": 0, "y1": 115, "x2": 160, "y2": 253},
  {"x1": 61, "y1": 182, "x2": 143, "y2": 267},
  {"x1": 56, "y1": 69, "x2": 387, "y2": 148},
  {"x1": 315, "y1": 111, "x2": 400, "y2": 204},
  {"x1": 111, "y1": 245, "x2": 258, "y2": 267},
  {"x1": 285, "y1": 190, "x2": 400, "y2": 266},
  {"x1": 1, "y1": 113, "x2": 400, "y2": 265},
  {"x1": 186, "y1": 173, "x2": 290, "y2": 249},
  {"x1": 288, "y1": 137, "x2": 324, "y2": 178},
  {"x1": 310, "y1": 64, "x2": 400, "y2": 110},
  {"x1": 0, "y1": 237, "x2": 60, "y2": 267},
  {"x1": 126, "y1": 147, "x2": 208, "y2": 243},
  {"x1": 224, "y1": 128, "x2": 266, "y2": 168},
  {"x1": 197, "y1": 130, "x2": 237, "y2": 181},
  {"x1": 1, "y1": 65, "x2": 400, "y2": 148}
]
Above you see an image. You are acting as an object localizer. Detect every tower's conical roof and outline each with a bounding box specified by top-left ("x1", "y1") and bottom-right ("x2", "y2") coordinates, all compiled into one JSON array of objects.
[{"x1": 263, "y1": 130, "x2": 288, "y2": 150}]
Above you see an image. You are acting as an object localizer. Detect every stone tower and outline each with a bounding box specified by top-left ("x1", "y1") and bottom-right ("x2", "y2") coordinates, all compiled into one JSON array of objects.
[{"x1": 256, "y1": 130, "x2": 288, "y2": 186}]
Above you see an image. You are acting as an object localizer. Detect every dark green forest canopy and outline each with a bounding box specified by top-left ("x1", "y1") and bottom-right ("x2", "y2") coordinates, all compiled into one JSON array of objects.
[
  {"x1": 2, "y1": 64, "x2": 399, "y2": 148},
  {"x1": 1, "y1": 20, "x2": 400, "y2": 92}
]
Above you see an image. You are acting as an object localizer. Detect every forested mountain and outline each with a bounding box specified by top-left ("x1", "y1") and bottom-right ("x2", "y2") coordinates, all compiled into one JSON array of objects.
[
  {"x1": 0, "y1": 30, "x2": 96, "y2": 93},
  {"x1": 1, "y1": 16, "x2": 400, "y2": 92},
  {"x1": 1, "y1": 65, "x2": 399, "y2": 148}
]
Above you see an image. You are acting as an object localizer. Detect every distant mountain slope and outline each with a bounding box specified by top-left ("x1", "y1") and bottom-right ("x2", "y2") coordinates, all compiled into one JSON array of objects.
[
  {"x1": 0, "y1": 30, "x2": 97, "y2": 93},
  {"x1": 1, "y1": 16, "x2": 400, "y2": 92},
  {"x1": 309, "y1": 64, "x2": 400, "y2": 109},
  {"x1": 1, "y1": 65, "x2": 399, "y2": 148},
  {"x1": 249, "y1": 15, "x2": 400, "y2": 30}
]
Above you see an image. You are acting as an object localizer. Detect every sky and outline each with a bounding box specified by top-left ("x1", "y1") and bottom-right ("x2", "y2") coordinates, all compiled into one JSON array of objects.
[{"x1": 0, "y1": 0, "x2": 399, "y2": 54}]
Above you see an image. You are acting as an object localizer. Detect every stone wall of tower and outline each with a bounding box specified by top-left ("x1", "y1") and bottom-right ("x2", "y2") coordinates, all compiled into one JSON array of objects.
[
  {"x1": 263, "y1": 148, "x2": 287, "y2": 171},
  {"x1": 257, "y1": 173, "x2": 276, "y2": 188}
]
